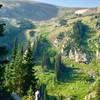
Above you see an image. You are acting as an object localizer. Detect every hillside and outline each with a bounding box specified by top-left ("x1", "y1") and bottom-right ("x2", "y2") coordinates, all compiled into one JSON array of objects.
[
  {"x1": 0, "y1": 1, "x2": 59, "y2": 21},
  {"x1": 0, "y1": 1, "x2": 99, "y2": 21},
  {"x1": 0, "y1": 1, "x2": 100, "y2": 100}
]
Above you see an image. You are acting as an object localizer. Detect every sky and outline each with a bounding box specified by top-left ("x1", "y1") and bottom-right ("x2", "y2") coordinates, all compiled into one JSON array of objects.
[
  {"x1": 34, "y1": 0, "x2": 100, "y2": 7},
  {"x1": 2, "y1": 0, "x2": 100, "y2": 7}
]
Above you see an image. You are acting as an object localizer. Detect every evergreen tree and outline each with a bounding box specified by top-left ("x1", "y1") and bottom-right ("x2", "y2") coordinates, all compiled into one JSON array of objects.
[
  {"x1": 33, "y1": 36, "x2": 51, "y2": 59},
  {"x1": 4, "y1": 45, "x2": 24, "y2": 96},
  {"x1": 27, "y1": 86, "x2": 35, "y2": 100},
  {"x1": 0, "y1": 19, "x2": 6, "y2": 86},
  {"x1": 96, "y1": 19, "x2": 100, "y2": 30},
  {"x1": 23, "y1": 41, "x2": 37, "y2": 93},
  {"x1": 57, "y1": 95, "x2": 63, "y2": 100},
  {"x1": 40, "y1": 84, "x2": 48, "y2": 100},
  {"x1": 55, "y1": 53, "x2": 62, "y2": 81},
  {"x1": 64, "y1": 20, "x2": 89, "y2": 62},
  {"x1": 72, "y1": 21, "x2": 89, "y2": 48},
  {"x1": 0, "y1": 23, "x2": 6, "y2": 36},
  {"x1": 42, "y1": 52, "x2": 51, "y2": 72},
  {"x1": 12, "y1": 38, "x2": 17, "y2": 60},
  {"x1": 0, "y1": 5, "x2": 12, "y2": 99},
  {"x1": 3, "y1": 40, "x2": 18, "y2": 93}
]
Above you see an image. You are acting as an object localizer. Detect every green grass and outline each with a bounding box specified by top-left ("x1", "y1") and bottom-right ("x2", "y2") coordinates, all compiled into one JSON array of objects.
[
  {"x1": 34, "y1": 59, "x2": 99, "y2": 100},
  {"x1": 33, "y1": 14, "x2": 100, "y2": 100}
]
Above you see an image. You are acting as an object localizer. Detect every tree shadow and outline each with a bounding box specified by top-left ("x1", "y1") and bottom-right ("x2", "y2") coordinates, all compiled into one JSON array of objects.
[
  {"x1": 58, "y1": 65, "x2": 86, "y2": 83},
  {"x1": 48, "y1": 95, "x2": 57, "y2": 100}
]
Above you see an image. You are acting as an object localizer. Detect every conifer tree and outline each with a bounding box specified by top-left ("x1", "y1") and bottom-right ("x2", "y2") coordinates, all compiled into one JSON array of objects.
[
  {"x1": 4, "y1": 45, "x2": 24, "y2": 96},
  {"x1": 65, "y1": 20, "x2": 89, "y2": 62},
  {"x1": 0, "y1": 5, "x2": 11, "y2": 99},
  {"x1": 55, "y1": 53, "x2": 62, "y2": 81},
  {"x1": 0, "y1": 16, "x2": 6, "y2": 86},
  {"x1": 12, "y1": 38, "x2": 17, "y2": 60},
  {"x1": 40, "y1": 84, "x2": 48, "y2": 100},
  {"x1": 72, "y1": 21, "x2": 88, "y2": 48},
  {"x1": 27, "y1": 86, "x2": 35, "y2": 100},
  {"x1": 57, "y1": 95, "x2": 63, "y2": 100},
  {"x1": 23, "y1": 41, "x2": 37, "y2": 93},
  {"x1": 42, "y1": 52, "x2": 51, "y2": 72}
]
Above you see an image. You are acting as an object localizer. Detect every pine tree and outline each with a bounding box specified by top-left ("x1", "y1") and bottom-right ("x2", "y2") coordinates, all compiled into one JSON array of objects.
[
  {"x1": 12, "y1": 38, "x2": 17, "y2": 60},
  {"x1": 0, "y1": 5, "x2": 11, "y2": 99},
  {"x1": 23, "y1": 41, "x2": 38, "y2": 93},
  {"x1": 27, "y1": 86, "x2": 35, "y2": 100},
  {"x1": 0, "y1": 23, "x2": 6, "y2": 36},
  {"x1": 65, "y1": 20, "x2": 89, "y2": 62},
  {"x1": 13, "y1": 48, "x2": 24, "y2": 95},
  {"x1": 55, "y1": 53, "x2": 62, "y2": 81},
  {"x1": 72, "y1": 21, "x2": 88, "y2": 48},
  {"x1": 0, "y1": 18, "x2": 6, "y2": 86},
  {"x1": 57, "y1": 95, "x2": 63, "y2": 100},
  {"x1": 42, "y1": 52, "x2": 51, "y2": 72},
  {"x1": 4, "y1": 45, "x2": 25, "y2": 96},
  {"x1": 40, "y1": 84, "x2": 48, "y2": 100}
]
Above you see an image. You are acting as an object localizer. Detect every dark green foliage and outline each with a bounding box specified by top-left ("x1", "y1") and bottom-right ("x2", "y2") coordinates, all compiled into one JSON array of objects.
[
  {"x1": 96, "y1": 79, "x2": 100, "y2": 100},
  {"x1": 0, "y1": 8, "x2": 11, "y2": 99},
  {"x1": 4, "y1": 46, "x2": 24, "y2": 96},
  {"x1": 48, "y1": 48, "x2": 57, "y2": 57},
  {"x1": 23, "y1": 41, "x2": 38, "y2": 93},
  {"x1": 64, "y1": 20, "x2": 91, "y2": 62},
  {"x1": 4, "y1": 41, "x2": 38, "y2": 97},
  {"x1": 72, "y1": 20, "x2": 89, "y2": 49},
  {"x1": 40, "y1": 84, "x2": 48, "y2": 100},
  {"x1": 20, "y1": 20, "x2": 36, "y2": 30},
  {"x1": 57, "y1": 95, "x2": 64, "y2": 100},
  {"x1": 55, "y1": 53, "x2": 62, "y2": 81},
  {"x1": 59, "y1": 19, "x2": 67, "y2": 26},
  {"x1": 42, "y1": 52, "x2": 51, "y2": 72},
  {"x1": 96, "y1": 19, "x2": 100, "y2": 30},
  {"x1": 33, "y1": 36, "x2": 52, "y2": 59},
  {"x1": 57, "y1": 32, "x2": 65, "y2": 41},
  {"x1": 12, "y1": 38, "x2": 17, "y2": 60},
  {"x1": 0, "y1": 46, "x2": 8, "y2": 56},
  {"x1": 0, "y1": 23, "x2": 6, "y2": 36},
  {"x1": 0, "y1": 87, "x2": 14, "y2": 100},
  {"x1": 27, "y1": 86, "x2": 35, "y2": 100},
  {"x1": 65, "y1": 20, "x2": 90, "y2": 53}
]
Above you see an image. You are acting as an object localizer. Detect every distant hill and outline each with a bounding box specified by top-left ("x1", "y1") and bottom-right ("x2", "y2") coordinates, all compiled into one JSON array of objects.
[
  {"x1": 0, "y1": 1, "x2": 99, "y2": 21},
  {"x1": 0, "y1": 1, "x2": 59, "y2": 21}
]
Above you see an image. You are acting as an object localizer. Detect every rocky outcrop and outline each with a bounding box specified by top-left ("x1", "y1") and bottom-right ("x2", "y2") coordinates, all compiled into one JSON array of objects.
[
  {"x1": 68, "y1": 49, "x2": 89, "y2": 63},
  {"x1": 96, "y1": 49, "x2": 100, "y2": 60},
  {"x1": 75, "y1": 9, "x2": 89, "y2": 15},
  {"x1": 85, "y1": 92, "x2": 96, "y2": 100}
]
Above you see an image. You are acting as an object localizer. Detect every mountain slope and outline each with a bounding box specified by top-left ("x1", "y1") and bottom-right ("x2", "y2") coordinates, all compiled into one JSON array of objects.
[
  {"x1": 0, "y1": 1, "x2": 59, "y2": 21},
  {"x1": 0, "y1": 1, "x2": 99, "y2": 21}
]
